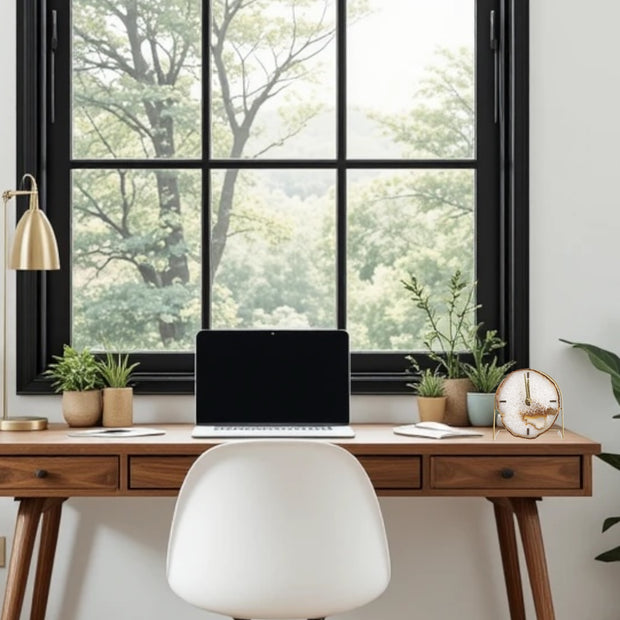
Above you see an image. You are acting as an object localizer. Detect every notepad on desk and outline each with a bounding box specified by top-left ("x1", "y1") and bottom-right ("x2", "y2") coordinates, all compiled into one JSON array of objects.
[
  {"x1": 67, "y1": 427, "x2": 165, "y2": 438},
  {"x1": 393, "y1": 421, "x2": 483, "y2": 439}
]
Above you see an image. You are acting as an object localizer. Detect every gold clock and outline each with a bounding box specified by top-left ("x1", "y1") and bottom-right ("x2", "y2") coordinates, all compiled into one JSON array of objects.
[{"x1": 494, "y1": 369, "x2": 563, "y2": 439}]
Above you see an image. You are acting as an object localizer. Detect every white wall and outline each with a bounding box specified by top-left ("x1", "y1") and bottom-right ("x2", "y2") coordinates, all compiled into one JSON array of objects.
[{"x1": 2, "y1": 1, "x2": 620, "y2": 618}]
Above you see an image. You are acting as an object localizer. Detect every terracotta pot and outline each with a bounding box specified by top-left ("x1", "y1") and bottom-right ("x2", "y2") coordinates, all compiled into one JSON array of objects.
[
  {"x1": 62, "y1": 390, "x2": 102, "y2": 427},
  {"x1": 443, "y1": 378, "x2": 474, "y2": 426},
  {"x1": 417, "y1": 396, "x2": 447, "y2": 423},
  {"x1": 102, "y1": 387, "x2": 133, "y2": 427}
]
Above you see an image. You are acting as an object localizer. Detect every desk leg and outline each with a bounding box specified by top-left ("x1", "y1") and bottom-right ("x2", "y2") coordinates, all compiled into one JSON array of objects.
[
  {"x1": 511, "y1": 498, "x2": 555, "y2": 620},
  {"x1": 30, "y1": 499, "x2": 66, "y2": 620},
  {"x1": 489, "y1": 498, "x2": 526, "y2": 620},
  {"x1": 1, "y1": 498, "x2": 46, "y2": 620}
]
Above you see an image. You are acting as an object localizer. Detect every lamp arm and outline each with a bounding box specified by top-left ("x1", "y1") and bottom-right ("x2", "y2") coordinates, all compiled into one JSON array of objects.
[
  {"x1": 2, "y1": 174, "x2": 39, "y2": 205},
  {"x1": 2, "y1": 190, "x2": 36, "y2": 201}
]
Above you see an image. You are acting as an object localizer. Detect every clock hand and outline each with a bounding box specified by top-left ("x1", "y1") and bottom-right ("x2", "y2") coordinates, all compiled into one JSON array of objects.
[{"x1": 524, "y1": 372, "x2": 531, "y2": 406}]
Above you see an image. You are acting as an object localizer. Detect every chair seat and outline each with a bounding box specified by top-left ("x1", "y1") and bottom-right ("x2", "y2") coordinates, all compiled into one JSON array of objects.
[{"x1": 167, "y1": 440, "x2": 391, "y2": 619}]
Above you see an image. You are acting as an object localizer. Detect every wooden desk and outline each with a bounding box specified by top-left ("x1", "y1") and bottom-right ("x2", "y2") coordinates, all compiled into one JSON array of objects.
[{"x1": 0, "y1": 424, "x2": 600, "y2": 620}]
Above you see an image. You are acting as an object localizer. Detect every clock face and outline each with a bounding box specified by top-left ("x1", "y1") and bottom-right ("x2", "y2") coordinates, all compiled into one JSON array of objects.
[{"x1": 494, "y1": 369, "x2": 561, "y2": 439}]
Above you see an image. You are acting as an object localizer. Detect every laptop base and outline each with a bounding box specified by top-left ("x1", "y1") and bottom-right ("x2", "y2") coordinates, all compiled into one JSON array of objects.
[{"x1": 192, "y1": 425, "x2": 355, "y2": 439}]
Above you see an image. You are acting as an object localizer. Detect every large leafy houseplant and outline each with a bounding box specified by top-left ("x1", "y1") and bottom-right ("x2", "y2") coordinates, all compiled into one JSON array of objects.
[
  {"x1": 561, "y1": 338, "x2": 620, "y2": 561},
  {"x1": 402, "y1": 269, "x2": 478, "y2": 379}
]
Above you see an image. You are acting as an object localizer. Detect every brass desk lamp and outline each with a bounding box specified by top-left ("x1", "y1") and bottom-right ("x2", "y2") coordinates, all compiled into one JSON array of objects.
[{"x1": 1, "y1": 174, "x2": 60, "y2": 430}]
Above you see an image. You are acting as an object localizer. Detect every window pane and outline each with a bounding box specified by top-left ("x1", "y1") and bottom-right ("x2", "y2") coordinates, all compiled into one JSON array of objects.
[
  {"x1": 211, "y1": 169, "x2": 336, "y2": 328},
  {"x1": 210, "y1": 0, "x2": 336, "y2": 159},
  {"x1": 347, "y1": 169, "x2": 475, "y2": 350},
  {"x1": 72, "y1": 169, "x2": 201, "y2": 351},
  {"x1": 72, "y1": 0, "x2": 202, "y2": 159},
  {"x1": 347, "y1": 0, "x2": 475, "y2": 159}
]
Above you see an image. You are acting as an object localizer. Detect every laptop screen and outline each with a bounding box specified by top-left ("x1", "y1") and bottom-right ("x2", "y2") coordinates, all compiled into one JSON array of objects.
[{"x1": 195, "y1": 330, "x2": 350, "y2": 425}]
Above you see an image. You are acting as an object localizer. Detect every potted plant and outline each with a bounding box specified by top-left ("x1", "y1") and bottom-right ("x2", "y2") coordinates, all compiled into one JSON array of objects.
[
  {"x1": 409, "y1": 368, "x2": 447, "y2": 423},
  {"x1": 402, "y1": 269, "x2": 478, "y2": 425},
  {"x1": 98, "y1": 351, "x2": 140, "y2": 427},
  {"x1": 463, "y1": 329, "x2": 514, "y2": 426},
  {"x1": 561, "y1": 338, "x2": 620, "y2": 561},
  {"x1": 44, "y1": 345, "x2": 103, "y2": 427}
]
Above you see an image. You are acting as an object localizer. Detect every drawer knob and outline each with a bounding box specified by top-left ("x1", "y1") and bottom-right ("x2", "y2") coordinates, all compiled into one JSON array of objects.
[
  {"x1": 34, "y1": 469, "x2": 48, "y2": 479},
  {"x1": 500, "y1": 467, "x2": 515, "y2": 479}
]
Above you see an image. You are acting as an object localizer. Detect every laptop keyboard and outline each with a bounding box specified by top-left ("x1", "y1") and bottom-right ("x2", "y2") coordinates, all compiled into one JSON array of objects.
[{"x1": 192, "y1": 425, "x2": 355, "y2": 438}]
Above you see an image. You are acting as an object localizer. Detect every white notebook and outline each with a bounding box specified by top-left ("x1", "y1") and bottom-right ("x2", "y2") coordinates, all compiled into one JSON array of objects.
[{"x1": 393, "y1": 422, "x2": 482, "y2": 440}]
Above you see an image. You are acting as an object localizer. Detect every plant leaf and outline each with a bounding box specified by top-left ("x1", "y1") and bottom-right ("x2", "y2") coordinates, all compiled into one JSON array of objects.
[
  {"x1": 598, "y1": 452, "x2": 620, "y2": 471},
  {"x1": 596, "y1": 546, "x2": 620, "y2": 562},
  {"x1": 560, "y1": 339, "x2": 620, "y2": 405},
  {"x1": 602, "y1": 517, "x2": 620, "y2": 532}
]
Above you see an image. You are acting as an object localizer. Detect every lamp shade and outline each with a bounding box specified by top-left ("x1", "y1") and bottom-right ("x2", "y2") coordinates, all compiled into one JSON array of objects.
[{"x1": 9, "y1": 205, "x2": 60, "y2": 270}]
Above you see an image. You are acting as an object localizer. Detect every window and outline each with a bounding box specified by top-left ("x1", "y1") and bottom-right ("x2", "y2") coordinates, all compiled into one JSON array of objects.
[{"x1": 16, "y1": 0, "x2": 528, "y2": 394}]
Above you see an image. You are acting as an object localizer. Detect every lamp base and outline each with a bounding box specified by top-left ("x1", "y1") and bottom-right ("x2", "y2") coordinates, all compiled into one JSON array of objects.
[{"x1": 0, "y1": 416, "x2": 48, "y2": 431}]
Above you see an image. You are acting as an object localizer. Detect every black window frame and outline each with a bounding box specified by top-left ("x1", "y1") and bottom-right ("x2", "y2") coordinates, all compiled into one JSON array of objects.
[{"x1": 15, "y1": 0, "x2": 528, "y2": 395}]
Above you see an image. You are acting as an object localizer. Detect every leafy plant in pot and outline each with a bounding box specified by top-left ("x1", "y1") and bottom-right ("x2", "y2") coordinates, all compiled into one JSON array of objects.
[
  {"x1": 408, "y1": 368, "x2": 446, "y2": 423},
  {"x1": 44, "y1": 345, "x2": 103, "y2": 427},
  {"x1": 402, "y1": 269, "x2": 478, "y2": 425},
  {"x1": 463, "y1": 329, "x2": 514, "y2": 426},
  {"x1": 98, "y1": 351, "x2": 140, "y2": 427},
  {"x1": 561, "y1": 338, "x2": 620, "y2": 561}
]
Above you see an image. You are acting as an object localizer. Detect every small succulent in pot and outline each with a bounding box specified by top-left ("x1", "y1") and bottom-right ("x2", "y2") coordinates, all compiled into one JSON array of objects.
[
  {"x1": 97, "y1": 350, "x2": 140, "y2": 427},
  {"x1": 44, "y1": 345, "x2": 103, "y2": 426}
]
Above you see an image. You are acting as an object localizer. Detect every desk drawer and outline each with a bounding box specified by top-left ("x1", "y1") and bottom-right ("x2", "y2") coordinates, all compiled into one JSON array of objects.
[
  {"x1": 0, "y1": 457, "x2": 118, "y2": 490},
  {"x1": 130, "y1": 456, "x2": 195, "y2": 489},
  {"x1": 129, "y1": 455, "x2": 421, "y2": 491},
  {"x1": 431, "y1": 456, "x2": 581, "y2": 490}
]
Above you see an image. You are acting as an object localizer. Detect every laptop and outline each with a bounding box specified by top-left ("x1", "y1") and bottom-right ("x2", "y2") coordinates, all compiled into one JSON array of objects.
[{"x1": 192, "y1": 329, "x2": 355, "y2": 438}]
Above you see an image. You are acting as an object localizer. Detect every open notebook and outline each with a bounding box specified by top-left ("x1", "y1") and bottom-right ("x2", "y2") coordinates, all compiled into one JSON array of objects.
[{"x1": 192, "y1": 330, "x2": 355, "y2": 438}]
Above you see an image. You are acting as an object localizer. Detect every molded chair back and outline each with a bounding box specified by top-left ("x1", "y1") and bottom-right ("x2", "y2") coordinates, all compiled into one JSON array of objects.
[{"x1": 166, "y1": 440, "x2": 390, "y2": 619}]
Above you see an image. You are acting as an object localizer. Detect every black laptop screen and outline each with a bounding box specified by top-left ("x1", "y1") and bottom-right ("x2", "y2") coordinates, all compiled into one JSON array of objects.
[{"x1": 195, "y1": 330, "x2": 350, "y2": 425}]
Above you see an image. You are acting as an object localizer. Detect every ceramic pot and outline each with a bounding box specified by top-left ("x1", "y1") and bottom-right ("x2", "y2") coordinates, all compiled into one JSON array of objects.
[
  {"x1": 443, "y1": 378, "x2": 474, "y2": 426},
  {"x1": 62, "y1": 390, "x2": 102, "y2": 427},
  {"x1": 417, "y1": 396, "x2": 447, "y2": 423},
  {"x1": 467, "y1": 392, "x2": 496, "y2": 426},
  {"x1": 102, "y1": 387, "x2": 133, "y2": 427}
]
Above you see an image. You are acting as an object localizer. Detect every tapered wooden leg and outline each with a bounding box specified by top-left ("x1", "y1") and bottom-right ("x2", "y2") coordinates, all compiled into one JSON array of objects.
[
  {"x1": 511, "y1": 498, "x2": 555, "y2": 620},
  {"x1": 489, "y1": 498, "x2": 526, "y2": 620},
  {"x1": 1, "y1": 498, "x2": 46, "y2": 620},
  {"x1": 30, "y1": 499, "x2": 66, "y2": 620}
]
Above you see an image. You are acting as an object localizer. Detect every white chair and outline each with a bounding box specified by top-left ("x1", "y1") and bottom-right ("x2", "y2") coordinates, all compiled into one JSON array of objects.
[{"x1": 166, "y1": 440, "x2": 391, "y2": 620}]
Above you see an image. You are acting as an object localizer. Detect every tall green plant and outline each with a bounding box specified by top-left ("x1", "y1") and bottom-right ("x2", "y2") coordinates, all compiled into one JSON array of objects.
[
  {"x1": 402, "y1": 269, "x2": 479, "y2": 378},
  {"x1": 561, "y1": 338, "x2": 620, "y2": 562}
]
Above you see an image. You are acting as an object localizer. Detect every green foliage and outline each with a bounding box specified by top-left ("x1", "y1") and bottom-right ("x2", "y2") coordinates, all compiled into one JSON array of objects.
[
  {"x1": 409, "y1": 368, "x2": 445, "y2": 398},
  {"x1": 562, "y1": 338, "x2": 620, "y2": 562},
  {"x1": 70, "y1": 0, "x2": 477, "y2": 354},
  {"x1": 402, "y1": 270, "x2": 479, "y2": 378},
  {"x1": 44, "y1": 345, "x2": 103, "y2": 393},
  {"x1": 98, "y1": 351, "x2": 140, "y2": 388},
  {"x1": 463, "y1": 329, "x2": 514, "y2": 392}
]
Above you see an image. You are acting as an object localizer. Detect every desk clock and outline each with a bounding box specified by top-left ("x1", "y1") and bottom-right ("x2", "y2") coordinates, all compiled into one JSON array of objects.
[{"x1": 494, "y1": 369, "x2": 564, "y2": 439}]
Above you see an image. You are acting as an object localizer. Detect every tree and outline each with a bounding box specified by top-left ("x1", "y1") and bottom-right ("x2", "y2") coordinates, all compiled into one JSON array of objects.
[
  {"x1": 344, "y1": 47, "x2": 476, "y2": 350},
  {"x1": 72, "y1": 0, "x2": 340, "y2": 348},
  {"x1": 71, "y1": 1, "x2": 475, "y2": 354}
]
